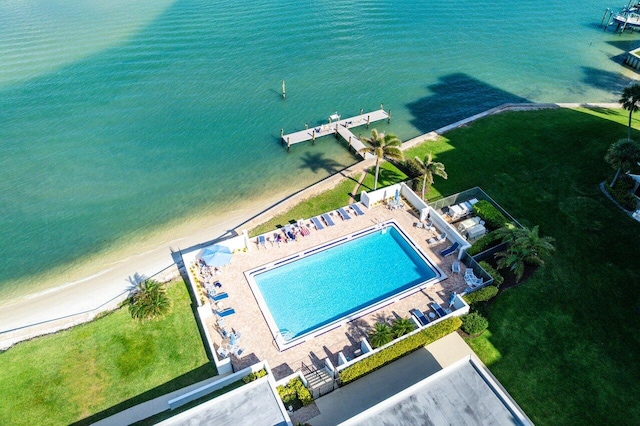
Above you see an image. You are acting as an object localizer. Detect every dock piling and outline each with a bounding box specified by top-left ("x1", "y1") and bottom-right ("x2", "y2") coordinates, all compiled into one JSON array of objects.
[
  {"x1": 287, "y1": 137, "x2": 290, "y2": 151},
  {"x1": 388, "y1": 109, "x2": 391, "y2": 123},
  {"x1": 282, "y1": 80, "x2": 286, "y2": 99},
  {"x1": 367, "y1": 115, "x2": 370, "y2": 128}
]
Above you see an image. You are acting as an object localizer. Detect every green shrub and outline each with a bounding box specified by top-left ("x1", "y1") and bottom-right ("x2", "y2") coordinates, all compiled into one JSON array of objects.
[
  {"x1": 242, "y1": 368, "x2": 267, "y2": 384},
  {"x1": 391, "y1": 317, "x2": 416, "y2": 338},
  {"x1": 466, "y1": 230, "x2": 503, "y2": 256},
  {"x1": 277, "y1": 378, "x2": 313, "y2": 410},
  {"x1": 461, "y1": 312, "x2": 489, "y2": 336},
  {"x1": 339, "y1": 317, "x2": 462, "y2": 385},
  {"x1": 605, "y1": 175, "x2": 636, "y2": 211},
  {"x1": 478, "y1": 261, "x2": 504, "y2": 287},
  {"x1": 369, "y1": 322, "x2": 393, "y2": 348},
  {"x1": 472, "y1": 200, "x2": 510, "y2": 229},
  {"x1": 463, "y1": 286, "x2": 499, "y2": 305}
]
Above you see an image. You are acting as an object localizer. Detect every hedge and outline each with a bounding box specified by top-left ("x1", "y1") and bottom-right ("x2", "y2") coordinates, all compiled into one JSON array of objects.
[
  {"x1": 472, "y1": 200, "x2": 510, "y2": 229},
  {"x1": 463, "y1": 286, "x2": 498, "y2": 305},
  {"x1": 339, "y1": 317, "x2": 462, "y2": 385},
  {"x1": 277, "y1": 377, "x2": 313, "y2": 409},
  {"x1": 466, "y1": 230, "x2": 502, "y2": 256},
  {"x1": 478, "y1": 261, "x2": 504, "y2": 287},
  {"x1": 461, "y1": 312, "x2": 489, "y2": 336},
  {"x1": 242, "y1": 368, "x2": 267, "y2": 384},
  {"x1": 605, "y1": 175, "x2": 636, "y2": 211}
]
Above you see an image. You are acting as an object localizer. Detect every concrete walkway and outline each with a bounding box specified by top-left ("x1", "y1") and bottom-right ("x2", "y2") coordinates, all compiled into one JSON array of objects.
[{"x1": 309, "y1": 333, "x2": 474, "y2": 426}]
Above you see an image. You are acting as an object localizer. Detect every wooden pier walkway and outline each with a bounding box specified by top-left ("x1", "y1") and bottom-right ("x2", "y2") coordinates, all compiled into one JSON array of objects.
[{"x1": 281, "y1": 109, "x2": 390, "y2": 158}]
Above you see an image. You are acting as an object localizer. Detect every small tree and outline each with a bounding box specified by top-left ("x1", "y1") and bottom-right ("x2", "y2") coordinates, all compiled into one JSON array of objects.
[
  {"x1": 359, "y1": 129, "x2": 404, "y2": 190},
  {"x1": 494, "y1": 225, "x2": 555, "y2": 282},
  {"x1": 414, "y1": 153, "x2": 447, "y2": 200},
  {"x1": 368, "y1": 322, "x2": 393, "y2": 348},
  {"x1": 620, "y1": 83, "x2": 640, "y2": 140},
  {"x1": 605, "y1": 138, "x2": 640, "y2": 187},
  {"x1": 129, "y1": 279, "x2": 171, "y2": 321},
  {"x1": 391, "y1": 317, "x2": 416, "y2": 338},
  {"x1": 461, "y1": 312, "x2": 489, "y2": 336}
]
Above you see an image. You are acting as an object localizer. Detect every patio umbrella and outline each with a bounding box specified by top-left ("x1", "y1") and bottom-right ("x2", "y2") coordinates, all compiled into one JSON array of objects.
[
  {"x1": 201, "y1": 245, "x2": 233, "y2": 267},
  {"x1": 394, "y1": 188, "x2": 400, "y2": 204},
  {"x1": 229, "y1": 333, "x2": 237, "y2": 347},
  {"x1": 449, "y1": 291, "x2": 457, "y2": 307}
]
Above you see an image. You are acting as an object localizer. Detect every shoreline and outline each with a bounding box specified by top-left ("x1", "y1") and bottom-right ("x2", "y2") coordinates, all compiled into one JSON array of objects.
[{"x1": 0, "y1": 102, "x2": 622, "y2": 350}]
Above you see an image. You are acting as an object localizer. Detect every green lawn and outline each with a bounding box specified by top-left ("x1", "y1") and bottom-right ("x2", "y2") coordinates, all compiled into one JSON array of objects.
[
  {"x1": 0, "y1": 280, "x2": 215, "y2": 426},
  {"x1": 406, "y1": 108, "x2": 640, "y2": 425}
]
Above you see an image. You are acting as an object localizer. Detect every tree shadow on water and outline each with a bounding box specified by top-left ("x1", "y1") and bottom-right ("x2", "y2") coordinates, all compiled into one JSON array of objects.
[
  {"x1": 298, "y1": 152, "x2": 343, "y2": 174},
  {"x1": 581, "y1": 66, "x2": 635, "y2": 93},
  {"x1": 406, "y1": 73, "x2": 531, "y2": 134}
]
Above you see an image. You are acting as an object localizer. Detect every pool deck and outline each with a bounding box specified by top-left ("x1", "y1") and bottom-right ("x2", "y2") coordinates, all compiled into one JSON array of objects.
[{"x1": 203, "y1": 204, "x2": 468, "y2": 380}]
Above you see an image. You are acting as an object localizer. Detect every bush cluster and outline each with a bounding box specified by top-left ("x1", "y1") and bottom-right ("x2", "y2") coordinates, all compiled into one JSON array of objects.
[
  {"x1": 472, "y1": 200, "x2": 510, "y2": 229},
  {"x1": 461, "y1": 312, "x2": 489, "y2": 336},
  {"x1": 466, "y1": 230, "x2": 503, "y2": 256},
  {"x1": 277, "y1": 378, "x2": 313, "y2": 410},
  {"x1": 242, "y1": 368, "x2": 267, "y2": 384},
  {"x1": 463, "y1": 285, "x2": 498, "y2": 305},
  {"x1": 478, "y1": 261, "x2": 504, "y2": 287},
  {"x1": 339, "y1": 317, "x2": 462, "y2": 385},
  {"x1": 606, "y1": 175, "x2": 636, "y2": 211}
]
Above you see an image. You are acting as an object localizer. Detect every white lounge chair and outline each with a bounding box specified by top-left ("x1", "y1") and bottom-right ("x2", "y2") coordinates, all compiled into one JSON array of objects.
[{"x1": 451, "y1": 261, "x2": 460, "y2": 274}]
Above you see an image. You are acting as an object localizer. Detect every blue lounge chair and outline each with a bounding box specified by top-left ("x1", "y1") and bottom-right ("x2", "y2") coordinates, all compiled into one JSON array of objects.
[
  {"x1": 321, "y1": 213, "x2": 335, "y2": 227},
  {"x1": 337, "y1": 207, "x2": 352, "y2": 220},
  {"x1": 214, "y1": 308, "x2": 236, "y2": 318},
  {"x1": 310, "y1": 216, "x2": 324, "y2": 230},
  {"x1": 284, "y1": 225, "x2": 296, "y2": 241},
  {"x1": 410, "y1": 308, "x2": 429, "y2": 326},
  {"x1": 208, "y1": 291, "x2": 229, "y2": 301},
  {"x1": 257, "y1": 235, "x2": 266, "y2": 249},
  {"x1": 440, "y1": 241, "x2": 460, "y2": 257},
  {"x1": 430, "y1": 303, "x2": 447, "y2": 318},
  {"x1": 350, "y1": 203, "x2": 365, "y2": 216}
]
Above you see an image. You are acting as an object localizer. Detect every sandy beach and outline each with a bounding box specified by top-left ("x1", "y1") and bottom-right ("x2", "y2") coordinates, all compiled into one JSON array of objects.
[{"x1": 0, "y1": 161, "x2": 370, "y2": 350}]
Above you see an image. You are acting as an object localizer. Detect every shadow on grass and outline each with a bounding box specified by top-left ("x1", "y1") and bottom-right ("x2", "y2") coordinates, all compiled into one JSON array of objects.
[
  {"x1": 406, "y1": 73, "x2": 530, "y2": 134},
  {"x1": 70, "y1": 363, "x2": 217, "y2": 426}
]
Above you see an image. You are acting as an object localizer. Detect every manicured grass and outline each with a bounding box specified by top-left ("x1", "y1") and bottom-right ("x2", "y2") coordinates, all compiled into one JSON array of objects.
[
  {"x1": 250, "y1": 162, "x2": 406, "y2": 237},
  {"x1": 0, "y1": 280, "x2": 215, "y2": 426},
  {"x1": 406, "y1": 108, "x2": 640, "y2": 424}
]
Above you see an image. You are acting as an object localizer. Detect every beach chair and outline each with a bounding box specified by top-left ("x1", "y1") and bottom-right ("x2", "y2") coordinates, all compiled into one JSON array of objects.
[
  {"x1": 321, "y1": 213, "x2": 335, "y2": 227},
  {"x1": 337, "y1": 207, "x2": 352, "y2": 220},
  {"x1": 214, "y1": 308, "x2": 236, "y2": 318},
  {"x1": 440, "y1": 241, "x2": 460, "y2": 257},
  {"x1": 217, "y1": 345, "x2": 229, "y2": 359},
  {"x1": 310, "y1": 216, "x2": 324, "y2": 230},
  {"x1": 208, "y1": 291, "x2": 229, "y2": 302},
  {"x1": 430, "y1": 302, "x2": 447, "y2": 318},
  {"x1": 410, "y1": 308, "x2": 429, "y2": 326},
  {"x1": 284, "y1": 225, "x2": 296, "y2": 241},
  {"x1": 427, "y1": 232, "x2": 446, "y2": 245},
  {"x1": 451, "y1": 261, "x2": 460, "y2": 274},
  {"x1": 231, "y1": 346, "x2": 244, "y2": 357},
  {"x1": 414, "y1": 222, "x2": 423, "y2": 229},
  {"x1": 350, "y1": 203, "x2": 366, "y2": 216},
  {"x1": 257, "y1": 235, "x2": 266, "y2": 249},
  {"x1": 298, "y1": 224, "x2": 310, "y2": 236}
]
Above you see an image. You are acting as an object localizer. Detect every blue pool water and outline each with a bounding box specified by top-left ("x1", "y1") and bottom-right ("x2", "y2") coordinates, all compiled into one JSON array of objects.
[{"x1": 252, "y1": 225, "x2": 439, "y2": 341}]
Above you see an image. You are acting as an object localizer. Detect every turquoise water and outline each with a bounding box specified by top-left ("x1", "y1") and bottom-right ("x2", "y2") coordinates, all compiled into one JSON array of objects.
[
  {"x1": 253, "y1": 226, "x2": 438, "y2": 339},
  {"x1": 0, "y1": 0, "x2": 636, "y2": 300}
]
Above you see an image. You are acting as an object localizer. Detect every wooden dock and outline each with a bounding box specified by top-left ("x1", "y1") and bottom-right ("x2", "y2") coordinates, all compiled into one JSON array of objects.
[{"x1": 281, "y1": 109, "x2": 390, "y2": 159}]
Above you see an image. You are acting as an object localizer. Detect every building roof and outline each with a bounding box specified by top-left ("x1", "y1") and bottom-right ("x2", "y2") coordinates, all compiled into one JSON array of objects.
[
  {"x1": 158, "y1": 379, "x2": 290, "y2": 426},
  {"x1": 340, "y1": 356, "x2": 531, "y2": 426}
]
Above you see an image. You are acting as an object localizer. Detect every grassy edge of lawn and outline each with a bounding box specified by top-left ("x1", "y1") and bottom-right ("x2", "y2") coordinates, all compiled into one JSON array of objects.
[
  {"x1": 0, "y1": 279, "x2": 215, "y2": 426},
  {"x1": 254, "y1": 106, "x2": 640, "y2": 425},
  {"x1": 249, "y1": 162, "x2": 408, "y2": 237}
]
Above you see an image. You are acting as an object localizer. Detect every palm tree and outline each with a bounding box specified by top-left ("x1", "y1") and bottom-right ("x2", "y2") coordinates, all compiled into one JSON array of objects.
[
  {"x1": 494, "y1": 225, "x2": 555, "y2": 282},
  {"x1": 129, "y1": 279, "x2": 171, "y2": 321},
  {"x1": 391, "y1": 317, "x2": 415, "y2": 338},
  {"x1": 359, "y1": 129, "x2": 404, "y2": 190},
  {"x1": 414, "y1": 153, "x2": 448, "y2": 199},
  {"x1": 605, "y1": 138, "x2": 640, "y2": 187},
  {"x1": 620, "y1": 83, "x2": 640, "y2": 140},
  {"x1": 368, "y1": 322, "x2": 393, "y2": 348}
]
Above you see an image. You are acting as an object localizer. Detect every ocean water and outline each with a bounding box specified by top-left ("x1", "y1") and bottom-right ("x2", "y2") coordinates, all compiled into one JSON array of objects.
[{"x1": 0, "y1": 0, "x2": 636, "y2": 302}]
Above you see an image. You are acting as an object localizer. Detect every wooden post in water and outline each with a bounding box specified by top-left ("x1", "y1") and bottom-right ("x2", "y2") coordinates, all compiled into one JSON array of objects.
[
  {"x1": 305, "y1": 123, "x2": 308, "y2": 130},
  {"x1": 280, "y1": 129, "x2": 284, "y2": 145},
  {"x1": 380, "y1": 103, "x2": 384, "y2": 111},
  {"x1": 360, "y1": 108, "x2": 363, "y2": 115},
  {"x1": 312, "y1": 130, "x2": 316, "y2": 145},
  {"x1": 287, "y1": 137, "x2": 290, "y2": 151},
  {"x1": 388, "y1": 109, "x2": 391, "y2": 123},
  {"x1": 282, "y1": 80, "x2": 286, "y2": 99},
  {"x1": 601, "y1": 8, "x2": 610, "y2": 25},
  {"x1": 367, "y1": 115, "x2": 370, "y2": 128}
]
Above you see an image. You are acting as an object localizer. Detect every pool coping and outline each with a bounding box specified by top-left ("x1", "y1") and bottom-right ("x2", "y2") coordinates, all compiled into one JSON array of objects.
[{"x1": 244, "y1": 220, "x2": 446, "y2": 351}]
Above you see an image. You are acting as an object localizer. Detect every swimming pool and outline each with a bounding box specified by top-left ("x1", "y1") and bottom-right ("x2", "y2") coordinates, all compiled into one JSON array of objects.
[{"x1": 246, "y1": 222, "x2": 443, "y2": 349}]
